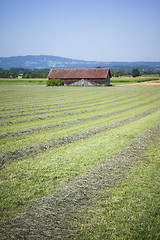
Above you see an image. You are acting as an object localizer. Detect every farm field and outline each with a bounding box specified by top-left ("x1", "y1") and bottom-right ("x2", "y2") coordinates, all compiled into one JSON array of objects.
[
  {"x1": 111, "y1": 76, "x2": 160, "y2": 85},
  {"x1": 0, "y1": 78, "x2": 47, "y2": 85},
  {"x1": 0, "y1": 84, "x2": 160, "y2": 239},
  {"x1": 0, "y1": 75, "x2": 159, "y2": 86}
]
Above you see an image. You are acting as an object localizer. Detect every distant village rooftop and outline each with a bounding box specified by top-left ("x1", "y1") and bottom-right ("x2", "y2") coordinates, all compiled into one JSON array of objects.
[{"x1": 48, "y1": 68, "x2": 111, "y2": 86}]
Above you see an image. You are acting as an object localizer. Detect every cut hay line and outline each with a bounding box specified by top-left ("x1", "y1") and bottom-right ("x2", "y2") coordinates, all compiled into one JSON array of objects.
[
  {"x1": 0, "y1": 105, "x2": 159, "y2": 168},
  {"x1": 0, "y1": 100, "x2": 159, "y2": 153},
  {"x1": 0, "y1": 96, "x2": 159, "y2": 139},
  {"x1": 0, "y1": 92, "x2": 146, "y2": 119},
  {"x1": 0, "y1": 90, "x2": 115, "y2": 110},
  {"x1": 1, "y1": 93, "x2": 159, "y2": 126},
  {"x1": 0, "y1": 90, "x2": 144, "y2": 114},
  {"x1": 0, "y1": 85, "x2": 153, "y2": 112},
  {"x1": 0, "y1": 92, "x2": 153, "y2": 121},
  {"x1": 0, "y1": 123, "x2": 159, "y2": 239}
]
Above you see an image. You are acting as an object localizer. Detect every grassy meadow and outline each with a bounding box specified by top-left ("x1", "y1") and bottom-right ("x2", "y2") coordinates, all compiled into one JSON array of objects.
[{"x1": 0, "y1": 83, "x2": 160, "y2": 239}]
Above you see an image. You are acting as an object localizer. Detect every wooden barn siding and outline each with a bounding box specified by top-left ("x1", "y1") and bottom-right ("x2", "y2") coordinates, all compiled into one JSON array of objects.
[
  {"x1": 105, "y1": 74, "x2": 110, "y2": 86},
  {"x1": 63, "y1": 78, "x2": 106, "y2": 85}
]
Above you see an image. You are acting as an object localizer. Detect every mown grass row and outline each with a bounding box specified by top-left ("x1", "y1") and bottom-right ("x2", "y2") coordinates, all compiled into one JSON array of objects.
[
  {"x1": 0, "y1": 94, "x2": 159, "y2": 152},
  {"x1": 0, "y1": 107, "x2": 160, "y2": 222},
  {"x1": 1, "y1": 83, "x2": 156, "y2": 109},
  {"x1": 1, "y1": 106, "x2": 160, "y2": 167},
  {"x1": 0, "y1": 85, "x2": 108, "y2": 108},
  {"x1": 72, "y1": 139, "x2": 160, "y2": 240},
  {"x1": 0, "y1": 85, "x2": 146, "y2": 112},
  {"x1": 0, "y1": 92, "x2": 158, "y2": 125},
  {"x1": 0, "y1": 88, "x2": 159, "y2": 132},
  {"x1": 0, "y1": 91, "x2": 151, "y2": 119},
  {"x1": 0, "y1": 84, "x2": 160, "y2": 224},
  {"x1": 0, "y1": 100, "x2": 160, "y2": 154},
  {"x1": 0, "y1": 94, "x2": 158, "y2": 140}
]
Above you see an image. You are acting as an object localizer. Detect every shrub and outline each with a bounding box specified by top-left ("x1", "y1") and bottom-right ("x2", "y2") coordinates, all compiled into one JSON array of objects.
[{"x1": 46, "y1": 78, "x2": 63, "y2": 86}]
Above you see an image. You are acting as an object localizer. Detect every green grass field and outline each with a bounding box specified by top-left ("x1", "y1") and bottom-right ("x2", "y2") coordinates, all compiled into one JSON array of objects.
[
  {"x1": 73, "y1": 139, "x2": 160, "y2": 240},
  {"x1": 0, "y1": 84, "x2": 160, "y2": 239},
  {"x1": 111, "y1": 76, "x2": 160, "y2": 85},
  {"x1": 0, "y1": 78, "x2": 47, "y2": 85}
]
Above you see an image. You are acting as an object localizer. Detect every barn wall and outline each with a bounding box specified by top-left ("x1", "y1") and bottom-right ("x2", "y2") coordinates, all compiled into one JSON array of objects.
[
  {"x1": 63, "y1": 78, "x2": 106, "y2": 86},
  {"x1": 105, "y1": 74, "x2": 110, "y2": 86},
  {"x1": 70, "y1": 79, "x2": 93, "y2": 86}
]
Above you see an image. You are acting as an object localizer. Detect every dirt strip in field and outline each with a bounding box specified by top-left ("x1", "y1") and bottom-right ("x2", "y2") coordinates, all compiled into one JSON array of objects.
[
  {"x1": 0, "y1": 122, "x2": 160, "y2": 240},
  {"x1": 0, "y1": 105, "x2": 159, "y2": 168}
]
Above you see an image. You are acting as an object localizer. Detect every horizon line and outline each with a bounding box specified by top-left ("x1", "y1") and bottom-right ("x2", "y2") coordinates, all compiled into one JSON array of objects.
[{"x1": 0, "y1": 54, "x2": 160, "y2": 63}]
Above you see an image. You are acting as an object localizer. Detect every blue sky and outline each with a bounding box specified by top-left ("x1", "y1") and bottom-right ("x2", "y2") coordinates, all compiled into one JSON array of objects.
[{"x1": 0, "y1": 0, "x2": 160, "y2": 61}]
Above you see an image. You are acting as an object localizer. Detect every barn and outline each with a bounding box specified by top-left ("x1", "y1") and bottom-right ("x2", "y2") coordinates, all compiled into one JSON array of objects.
[{"x1": 48, "y1": 68, "x2": 111, "y2": 86}]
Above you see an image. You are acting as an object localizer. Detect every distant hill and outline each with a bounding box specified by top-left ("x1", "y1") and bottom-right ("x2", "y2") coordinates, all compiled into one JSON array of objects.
[{"x1": 0, "y1": 55, "x2": 160, "y2": 71}]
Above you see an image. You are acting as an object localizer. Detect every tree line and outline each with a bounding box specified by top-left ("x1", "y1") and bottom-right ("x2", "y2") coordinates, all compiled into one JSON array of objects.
[
  {"x1": 111, "y1": 68, "x2": 160, "y2": 77},
  {"x1": 0, "y1": 68, "x2": 50, "y2": 78},
  {"x1": 0, "y1": 67, "x2": 159, "y2": 79}
]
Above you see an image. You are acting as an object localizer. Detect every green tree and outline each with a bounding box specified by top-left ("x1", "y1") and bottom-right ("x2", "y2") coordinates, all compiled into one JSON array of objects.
[
  {"x1": 112, "y1": 69, "x2": 124, "y2": 77},
  {"x1": 24, "y1": 74, "x2": 29, "y2": 78},
  {"x1": 132, "y1": 68, "x2": 140, "y2": 77}
]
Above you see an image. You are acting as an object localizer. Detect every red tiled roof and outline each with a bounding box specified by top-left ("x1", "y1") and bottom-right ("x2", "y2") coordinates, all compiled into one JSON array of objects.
[{"x1": 48, "y1": 68, "x2": 111, "y2": 79}]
